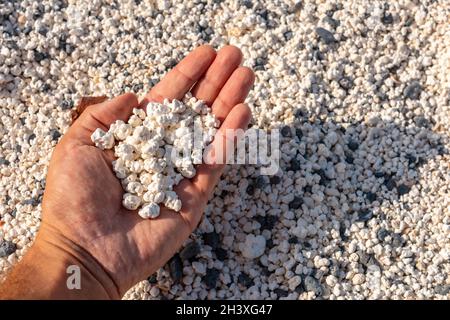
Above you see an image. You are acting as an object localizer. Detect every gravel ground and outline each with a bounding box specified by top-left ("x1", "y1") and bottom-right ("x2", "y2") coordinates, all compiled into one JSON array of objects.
[{"x1": 0, "y1": 0, "x2": 449, "y2": 300}]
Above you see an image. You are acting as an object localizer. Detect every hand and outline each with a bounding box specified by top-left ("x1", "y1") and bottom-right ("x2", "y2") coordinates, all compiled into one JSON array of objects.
[{"x1": 0, "y1": 45, "x2": 254, "y2": 299}]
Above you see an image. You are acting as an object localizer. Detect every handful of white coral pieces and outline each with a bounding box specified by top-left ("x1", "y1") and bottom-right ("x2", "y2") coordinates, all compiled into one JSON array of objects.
[{"x1": 90, "y1": 93, "x2": 220, "y2": 219}]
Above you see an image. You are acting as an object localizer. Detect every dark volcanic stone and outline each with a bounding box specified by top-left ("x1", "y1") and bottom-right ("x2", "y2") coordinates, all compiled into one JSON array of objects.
[
  {"x1": 283, "y1": 30, "x2": 293, "y2": 41},
  {"x1": 288, "y1": 196, "x2": 303, "y2": 210},
  {"x1": 397, "y1": 184, "x2": 411, "y2": 196},
  {"x1": 246, "y1": 184, "x2": 255, "y2": 195},
  {"x1": 382, "y1": 12, "x2": 394, "y2": 25},
  {"x1": 240, "y1": 0, "x2": 253, "y2": 8},
  {"x1": 255, "y1": 176, "x2": 267, "y2": 189},
  {"x1": 404, "y1": 81, "x2": 422, "y2": 100},
  {"x1": 281, "y1": 125, "x2": 292, "y2": 137},
  {"x1": 169, "y1": 254, "x2": 183, "y2": 282},
  {"x1": 377, "y1": 228, "x2": 390, "y2": 242},
  {"x1": 0, "y1": 158, "x2": 10, "y2": 166},
  {"x1": 323, "y1": 16, "x2": 340, "y2": 29},
  {"x1": 269, "y1": 175, "x2": 281, "y2": 185},
  {"x1": 255, "y1": 215, "x2": 278, "y2": 230},
  {"x1": 34, "y1": 50, "x2": 48, "y2": 63},
  {"x1": 338, "y1": 76, "x2": 353, "y2": 90},
  {"x1": 290, "y1": 158, "x2": 301, "y2": 171},
  {"x1": 203, "y1": 268, "x2": 220, "y2": 289},
  {"x1": 147, "y1": 274, "x2": 157, "y2": 284},
  {"x1": 315, "y1": 27, "x2": 337, "y2": 44},
  {"x1": 0, "y1": 240, "x2": 17, "y2": 258},
  {"x1": 288, "y1": 237, "x2": 299, "y2": 244},
  {"x1": 238, "y1": 273, "x2": 254, "y2": 287},
  {"x1": 384, "y1": 177, "x2": 397, "y2": 191},
  {"x1": 49, "y1": 129, "x2": 61, "y2": 141},
  {"x1": 179, "y1": 241, "x2": 200, "y2": 260},
  {"x1": 214, "y1": 247, "x2": 228, "y2": 261},
  {"x1": 203, "y1": 232, "x2": 220, "y2": 250},
  {"x1": 357, "y1": 210, "x2": 373, "y2": 222},
  {"x1": 273, "y1": 288, "x2": 289, "y2": 297},
  {"x1": 365, "y1": 192, "x2": 377, "y2": 202},
  {"x1": 347, "y1": 140, "x2": 359, "y2": 151},
  {"x1": 374, "y1": 171, "x2": 384, "y2": 178}
]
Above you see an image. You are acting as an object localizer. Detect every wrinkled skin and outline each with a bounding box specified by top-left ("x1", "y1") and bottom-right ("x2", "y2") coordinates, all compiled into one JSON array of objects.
[{"x1": 40, "y1": 45, "x2": 254, "y2": 297}]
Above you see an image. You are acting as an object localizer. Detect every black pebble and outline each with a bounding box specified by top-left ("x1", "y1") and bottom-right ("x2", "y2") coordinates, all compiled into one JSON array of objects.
[
  {"x1": 295, "y1": 128, "x2": 303, "y2": 139},
  {"x1": 313, "y1": 49, "x2": 324, "y2": 61},
  {"x1": 357, "y1": 210, "x2": 373, "y2": 222},
  {"x1": 269, "y1": 175, "x2": 281, "y2": 185},
  {"x1": 246, "y1": 184, "x2": 255, "y2": 195},
  {"x1": 273, "y1": 288, "x2": 289, "y2": 297},
  {"x1": 347, "y1": 140, "x2": 359, "y2": 151},
  {"x1": 41, "y1": 83, "x2": 51, "y2": 91},
  {"x1": 22, "y1": 26, "x2": 32, "y2": 35},
  {"x1": 0, "y1": 158, "x2": 10, "y2": 166},
  {"x1": 60, "y1": 99, "x2": 72, "y2": 110},
  {"x1": 147, "y1": 274, "x2": 157, "y2": 284},
  {"x1": 377, "y1": 228, "x2": 390, "y2": 242},
  {"x1": 203, "y1": 232, "x2": 220, "y2": 250},
  {"x1": 281, "y1": 125, "x2": 292, "y2": 137},
  {"x1": 314, "y1": 168, "x2": 329, "y2": 185},
  {"x1": 414, "y1": 116, "x2": 429, "y2": 128},
  {"x1": 384, "y1": 176, "x2": 396, "y2": 191},
  {"x1": 38, "y1": 26, "x2": 48, "y2": 36},
  {"x1": 64, "y1": 43, "x2": 75, "y2": 55},
  {"x1": 404, "y1": 81, "x2": 422, "y2": 100},
  {"x1": 288, "y1": 237, "x2": 299, "y2": 244},
  {"x1": 214, "y1": 247, "x2": 228, "y2": 261},
  {"x1": 49, "y1": 129, "x2": 61, "y2": 141},
  {"x1": 339, "y1": 224, "x2": 348, "y2": 241},
  {"x1": 365, "y1": 192, "x2": 377, "y2": 202},
  {"x1": 294, "y1": 284, "x2": 304, "y2": 294},
  {"x1": 237, "y1": 273, "x2": 254, "y2": 287},
  {"x1": 345, "y1": 153, "x2": 354, "y2": 164},
  {"x1": 382, "y1": 12, "x2": 394, "y2": 25},
  {"x1": 132, "y1": 83, "x2": 144, "y2": 92},
  {"x1": 240, "y1": 0, "x2": 253, "y2": 8},
  {"x1": 255, "y1": 215, "x2": 278, "y2": 230},
  {"x1": 323, "y1": 16, "x2": 340, "y2": 29},
  {"x1": 315, "y1": 27, "x2": 337, "y2": 44},
  {"x1": 265, "y1": 238, "x2": 274, "y2": 249},
  {"x1": 435, "y1": 285, "x2": 450, "y2": 296},
  {"x1": 179, "y1": 241, "x2": 200, "y2": 261},
  {"x1": 338, "y1": 76, "x2": 353, "y2": 90},
  {"x1": 257, "y1": 8, "x2": 269, "y2": 20},
  {"x1": 23, "y1": 197, "x2": 40, "y2": 206},
  {"x1": 255, "y1": 176, "x2": 267, "y2": 189},
  {"x1": 203, "y1": 268, "x2": 220, "y2": 289},
  {"x1": 0, "y1": 240, "x2": 17, "y2": 258},
  {"x1": 254, "y1": 56, "x2": 267, "y2": 71},
  {"x1": 406, "y1": 154, "x2": 417, "y2": 165},
  {"x1": 283, "y1": 30, "x2": 293, "y2": 41},
  {"x1": 34, "y1": 51, "x2": 48, "y2": 63},
  {"x1": 168, "y1": 254, "x2": 183, "y2": 282},
  {"x1": 288, "y1": 196, "x2": 303, "y2": 210},
  {"x1": 290, "y1": 158, "x2": 301, "y2": 171},
  {"x1": 374, "y1": 171, "x2": 384, "y2": 178},
  {"x1": 397, "y1": 184, "x2": 411, "y2": 196},
  {"x1": 28, "y1": 133, "x2": 36, "y2": 143}
]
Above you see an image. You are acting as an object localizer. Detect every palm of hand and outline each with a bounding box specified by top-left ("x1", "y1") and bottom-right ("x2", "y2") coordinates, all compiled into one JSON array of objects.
[{"x1": 40, "y1": 46, "x2": 254, "y2": 296}]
